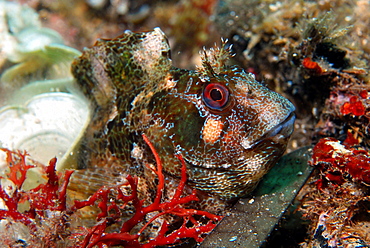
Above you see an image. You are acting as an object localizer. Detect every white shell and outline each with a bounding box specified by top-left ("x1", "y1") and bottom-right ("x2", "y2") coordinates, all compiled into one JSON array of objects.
[{"x1": 0, "y1": 92, "x2": 90, "y2": 169}]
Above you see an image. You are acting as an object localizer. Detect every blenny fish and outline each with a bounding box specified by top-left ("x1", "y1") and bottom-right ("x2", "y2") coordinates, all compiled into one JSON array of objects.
[{"x1": 70, "y1": 28, "x2": 295, "y2": 205}]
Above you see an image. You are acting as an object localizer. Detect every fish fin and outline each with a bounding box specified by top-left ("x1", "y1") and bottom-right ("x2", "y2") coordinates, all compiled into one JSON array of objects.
[{"x1": 67, "y1": 161, "x2": 128, "y2": 224}]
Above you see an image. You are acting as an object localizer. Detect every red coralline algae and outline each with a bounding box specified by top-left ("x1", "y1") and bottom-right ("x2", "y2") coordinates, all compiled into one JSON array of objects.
[
  {"x1": 0, "y1": 135, "x2": 222, "y2": 247},
  {"x1": 342, "y1": 130, "x2": 360, "y2": 146},
  {"x1": 359, "y1": 90, "x2": 368, "y2": 99},
  {"x1": 311, "y1": 135, "x2": 370, "y2": 185},
  {"x1": 0, "y1": 149, "x2": 74, "y2": 246},
  {"x1": 28, "y1": 157, "x2": 74, "y2": 212},
  {"x1": 1, "y1": 149, "x2": 34, "y2": 189},
  {"x1": 314, "y1": 73, "x2": 369, "y2": 150},
  {"x1": 300, "y1": 133, "x2": 370, "y2": 246},
  {"x1": 340, "y1": 96, "x2": 366, "y2": 116},
  {"x1": 302, "y1": 57, "x2": 324, "y2": 74}
]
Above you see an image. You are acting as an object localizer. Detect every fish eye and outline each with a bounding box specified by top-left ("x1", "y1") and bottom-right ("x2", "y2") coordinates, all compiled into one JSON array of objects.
[{"x1": 202, "y1": 83, "x2": 229, "y2": 110}]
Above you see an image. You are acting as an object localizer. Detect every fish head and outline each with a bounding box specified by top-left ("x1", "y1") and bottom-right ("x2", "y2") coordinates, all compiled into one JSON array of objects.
[{"x1": 147, "y1": 47, "x2": 295, "y2": 200}]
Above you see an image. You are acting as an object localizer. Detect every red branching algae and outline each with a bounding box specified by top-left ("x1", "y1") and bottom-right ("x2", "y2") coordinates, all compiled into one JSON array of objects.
[
  {"x1": 0, "y1": 135, "x2": 222, "y2": 247},
  {"x1": 1, "y1": 149, "x2": 34, "y2": 189},
  {"x1": 28, "y1": 157, "x2": 74, "y2": 212},
  {"x1": 0, "y1": 149, "x2": 74, "y2": 246},
  {"x1": 0, "y1": 149, "x2": 73, "y2": 218},
  {"x1": 75, "y1": 134, "x2": 223, "y2": 247}
]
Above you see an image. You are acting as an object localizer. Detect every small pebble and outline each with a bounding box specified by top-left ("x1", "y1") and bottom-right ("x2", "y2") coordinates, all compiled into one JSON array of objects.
[{"x1": 229, "y1": 236, "x2": 238, "y2": 242}]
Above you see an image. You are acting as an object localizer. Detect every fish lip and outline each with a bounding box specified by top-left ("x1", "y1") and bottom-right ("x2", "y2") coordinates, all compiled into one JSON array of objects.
[{"x1": 262, "y1": 112, "x2": 296, "y2": 141}]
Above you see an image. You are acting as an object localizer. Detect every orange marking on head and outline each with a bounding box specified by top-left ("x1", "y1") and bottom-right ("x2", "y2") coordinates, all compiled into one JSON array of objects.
[{"x1": 202, "y1": 118, "x2": 224, "y2": 144}]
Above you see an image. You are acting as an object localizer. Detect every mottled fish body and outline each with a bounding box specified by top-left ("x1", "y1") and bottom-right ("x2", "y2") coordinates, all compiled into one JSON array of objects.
[{"x1": 71, "y1": 28, "x2": 295, "y2": 203}]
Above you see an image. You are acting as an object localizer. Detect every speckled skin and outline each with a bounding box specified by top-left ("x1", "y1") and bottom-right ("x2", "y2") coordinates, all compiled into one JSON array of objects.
[{"x1": 71, "y1": 28, "x2": 295, "y2": 202}]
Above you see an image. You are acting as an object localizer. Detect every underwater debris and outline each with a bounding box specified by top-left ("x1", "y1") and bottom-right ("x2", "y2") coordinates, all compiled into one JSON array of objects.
[
  {"x1": 0, "y1": 134, "x2": 222, "y2": 247},
  {"x1": 154, "y1": 0, "x2": 219, "y2": 67}
]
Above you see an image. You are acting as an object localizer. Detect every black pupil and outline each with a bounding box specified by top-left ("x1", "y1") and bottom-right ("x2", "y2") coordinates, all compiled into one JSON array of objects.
[{"x1": 210, "y1": 88, "x2": 222, "y2": 101}]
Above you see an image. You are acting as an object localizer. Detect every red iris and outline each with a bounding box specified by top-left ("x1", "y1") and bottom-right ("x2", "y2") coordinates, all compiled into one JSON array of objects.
[{"x1": 202, "y1": 83, "x2": 229, "y2": 110}]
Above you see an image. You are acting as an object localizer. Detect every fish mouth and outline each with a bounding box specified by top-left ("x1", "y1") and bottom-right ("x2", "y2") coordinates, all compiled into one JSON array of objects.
[{"x1": 262, "y1": 112, "x2": 295, "y2": 141}]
